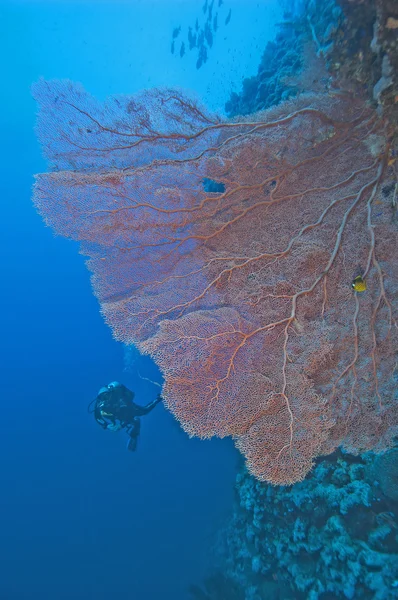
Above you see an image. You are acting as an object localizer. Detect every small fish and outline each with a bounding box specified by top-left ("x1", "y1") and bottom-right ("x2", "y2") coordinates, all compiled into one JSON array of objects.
[
  {"x1": 352, "y1": 275, "x2": 367, "y2": 292},
  {"x1": 204, "y1": 22, "x2": 213, "y2": 47},
  {"x1": 208, "y1": 0, "x2": 214, "y2": 21},
  {"x1": 196, "y1": 45, "x2": 208, "y2": 69},
  {"x1": 188, "y1": 26, "x2": 196, "y2": 49},
  {"x1": 172, "y1": 26, "x2": 181, "y2": 39}
]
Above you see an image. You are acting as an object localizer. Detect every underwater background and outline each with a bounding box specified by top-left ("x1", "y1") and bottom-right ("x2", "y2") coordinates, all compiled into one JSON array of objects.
[
  {"x1": 0, "y1": 2, "x2": 280, "y2": 599},
  {"x1": 1, "y1": 0, "x2": 398, "y2": 599}
]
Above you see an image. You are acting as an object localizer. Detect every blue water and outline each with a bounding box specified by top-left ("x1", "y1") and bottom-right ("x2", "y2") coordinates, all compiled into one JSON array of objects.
[{"x1": 0, "y1": 1, "x2": 281, "y2": 598}]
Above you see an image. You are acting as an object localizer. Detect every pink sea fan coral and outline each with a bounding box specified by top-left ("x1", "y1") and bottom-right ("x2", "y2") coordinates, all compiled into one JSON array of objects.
[{"x1": 32, "y1": 79, "x2": 398, "y2": 484}]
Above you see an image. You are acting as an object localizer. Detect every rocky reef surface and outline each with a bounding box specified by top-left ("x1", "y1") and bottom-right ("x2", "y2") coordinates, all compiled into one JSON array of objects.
[
  {"x1": 213, "y1": 450, "x2": 398, "y2": 599},
  {"x1": 226, "y1": 0, "x2": 398, "y2": 130}
]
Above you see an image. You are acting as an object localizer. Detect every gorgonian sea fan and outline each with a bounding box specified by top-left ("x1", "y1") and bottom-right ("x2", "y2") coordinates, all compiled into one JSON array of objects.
[{"x1": 32, "y1": 79, "x2": 398, "y2": 484}]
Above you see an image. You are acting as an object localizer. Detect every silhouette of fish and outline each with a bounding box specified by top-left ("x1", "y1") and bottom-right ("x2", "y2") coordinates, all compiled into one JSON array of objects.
[
  {"x1": 225, "y1": 8, "x2": 231, "y2": 24},
  {"x1": 204, "y1": 22, "x2": 213, "y2": 47},
  {"x1": 196, "y1": 45, "x2": 208, "y2": 69},
  {"x1": 208, "y1": 0, "x2": 214, "y2": 21},
  {"x1": 180, "y1": 42, "x2": 185, "y2": 57},
  {"x1": 172, "y1": 26, "x2": 181, "y2": 39},
  {"x1": 188, "y1": 26, "x2": 197, "y2": 49}
]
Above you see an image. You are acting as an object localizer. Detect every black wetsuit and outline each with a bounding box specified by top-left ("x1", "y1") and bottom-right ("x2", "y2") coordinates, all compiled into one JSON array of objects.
[{"x1": 93, "y1": 383, "x2": 161, "y2": 451}]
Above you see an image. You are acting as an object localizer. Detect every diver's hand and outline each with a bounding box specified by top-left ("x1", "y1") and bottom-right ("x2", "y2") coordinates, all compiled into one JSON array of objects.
[{"x1": 107, "y1": 423, "x2": 122, "y2": 432}]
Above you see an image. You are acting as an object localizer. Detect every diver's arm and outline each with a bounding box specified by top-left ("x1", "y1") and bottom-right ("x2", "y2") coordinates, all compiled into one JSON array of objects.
[
  {"x1": 94, "y1": 406, "x2": 109, "y2": 429},
  {"x1": 133, "y1": 394, "x2": 162, "y2": 416}
]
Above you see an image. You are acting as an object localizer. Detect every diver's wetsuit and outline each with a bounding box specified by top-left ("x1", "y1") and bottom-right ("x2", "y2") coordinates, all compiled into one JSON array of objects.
[{"x1": 92, "y1": 382, "x2": 161, "y2": 451}]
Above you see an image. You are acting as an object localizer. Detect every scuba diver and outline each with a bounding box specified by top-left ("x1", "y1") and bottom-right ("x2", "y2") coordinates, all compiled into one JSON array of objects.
[{"x1": 88, "y1": 381, "x2": 162, "y2": 451}]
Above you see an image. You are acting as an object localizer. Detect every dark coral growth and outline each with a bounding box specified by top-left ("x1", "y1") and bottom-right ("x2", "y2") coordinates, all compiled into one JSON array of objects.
[
  {"x1": 331, "y1": 0, "x2": 398, "y2": 122},
  {"x1": 225, "y1": 21, "x2": 305, "y2": 117},
  {"x1": 371, "y1": 449, "x2": 398, "y2": 502},
  {"x1": 226, "y1": 0, "x2": 398, "y2": 130},
  {"x1": 216, "y1": 451, "x2": 398, "y2": 599}
]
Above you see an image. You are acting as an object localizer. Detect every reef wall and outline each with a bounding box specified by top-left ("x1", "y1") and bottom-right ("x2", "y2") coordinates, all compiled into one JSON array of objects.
[{"x1": 204, "y1": 0, "x2": 398, "y2": 597}]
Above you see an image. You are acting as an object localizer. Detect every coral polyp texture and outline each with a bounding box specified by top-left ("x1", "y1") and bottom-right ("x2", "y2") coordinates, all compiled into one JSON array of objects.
[{"x1": 32, "y1": 79, "x2": 397, "y2": 484}]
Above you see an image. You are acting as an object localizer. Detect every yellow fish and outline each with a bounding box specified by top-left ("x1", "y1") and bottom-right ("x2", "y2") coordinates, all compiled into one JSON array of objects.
[{"x1": 352, "y1": 275, "x2": 367, "y2": 292}]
